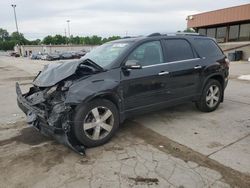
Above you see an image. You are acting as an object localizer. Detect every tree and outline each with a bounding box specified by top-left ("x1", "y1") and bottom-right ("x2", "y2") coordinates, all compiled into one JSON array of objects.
[
  {"x1": 0, "y1": 40, "x2": 16, "y2": 51},
  {"x1": 183, "y1": 28, "x2": 196, "y2": 33},
  {"x1": 102, "y1": 36, "x2": 121, "y2": 44},
  {"x1": 43, "y1": 35, "x2": 67, "y2": 45},
  {"x1": 91, "y1": 35, "x2": 102, "y2": 45},
  {"x1": 11, "y1": 32, "x2": 29, "y2": 44},
  {"x1": 0, "y1": 28, "x2": 33, "y2": 50},
  {"x1": 54, "y1": 35, "x2": 67, "y2": 44},
  {"x1": 0, "y1": 29, "x2": 9, "y2": 41},
  {"x1": 43, "y1": 35, "x2": 54, "y2": 45},
  {"x1": 0, "y1": 27, "x2": 123, "y2": 51},
  {"x1": 70, "y1": 36, "x2": 81, "y2": 44},
  {"x1": 29, "y1": 39, "x2": 41, "y2": 45},
  {"x1": 177, "y1": 28, "x2": 196, "y2": 33},
  {"x1": 42, "y1": 34, "x2": 121, "y2": 45},
  {"x1": 83, "y1": 36, "x2": 91, "y2": 44}
]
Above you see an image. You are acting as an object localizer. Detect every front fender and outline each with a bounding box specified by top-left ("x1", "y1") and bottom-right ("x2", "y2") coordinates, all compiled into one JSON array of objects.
[{"x1": 64, "y1": 79, "x2": 120, "y2": 105}]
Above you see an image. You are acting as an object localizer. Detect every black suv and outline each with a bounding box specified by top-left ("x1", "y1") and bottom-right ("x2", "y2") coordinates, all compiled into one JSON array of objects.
[{"x1": 16, "y1": 33, "x2": 229, "y2": 154}]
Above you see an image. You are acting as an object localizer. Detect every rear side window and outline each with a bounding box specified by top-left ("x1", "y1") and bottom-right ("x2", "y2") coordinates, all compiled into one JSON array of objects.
[
  {"x1": 193, "y1": 38, "x2": 223, "y2": 58},
  {"x1": 164, "y1": 39, "x2": 194, "y2": 62}
]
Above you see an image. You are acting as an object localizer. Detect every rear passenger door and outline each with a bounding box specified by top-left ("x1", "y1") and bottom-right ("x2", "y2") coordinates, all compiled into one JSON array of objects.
[{"x1": 163, "y1": 39, "x2": 203, "y2": 99}]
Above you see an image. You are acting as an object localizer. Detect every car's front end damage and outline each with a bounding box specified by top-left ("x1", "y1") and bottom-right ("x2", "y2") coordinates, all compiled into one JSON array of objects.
[
  {"x1": 16, "y1": 82, "x2": 86, "y2": 154},
  {"x1": 16, "y1": 59, "x2": 105, "y2": 155}
]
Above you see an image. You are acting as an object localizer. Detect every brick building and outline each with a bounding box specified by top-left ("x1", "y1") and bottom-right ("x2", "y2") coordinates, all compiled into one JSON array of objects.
[{"x1": 187, "y1": 4, "x2": 250, "y2": 60}]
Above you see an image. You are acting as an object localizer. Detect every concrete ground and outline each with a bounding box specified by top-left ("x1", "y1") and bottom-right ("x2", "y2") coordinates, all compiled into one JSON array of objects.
[{"x1": 0, "y1": 56, "x2": 249, "y2": 188}]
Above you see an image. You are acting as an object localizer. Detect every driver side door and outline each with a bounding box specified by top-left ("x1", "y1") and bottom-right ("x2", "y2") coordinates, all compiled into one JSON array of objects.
[{"x1": 120, "y1": 40, "x2": 171, "y2": 112}]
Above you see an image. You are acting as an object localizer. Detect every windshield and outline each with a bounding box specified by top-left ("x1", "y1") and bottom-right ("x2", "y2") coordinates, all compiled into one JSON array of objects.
[{"x1": 83, "y1": 42, "x2": 131, "y2": 68}]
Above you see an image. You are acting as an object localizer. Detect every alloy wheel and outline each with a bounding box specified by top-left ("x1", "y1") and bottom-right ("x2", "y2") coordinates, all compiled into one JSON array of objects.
[
  {"x1": 83, "y1": 106, "x2": 114, "y2": 140},
  {"x1": 206, "y1": 85, "x2": 220, "y2": 108}
]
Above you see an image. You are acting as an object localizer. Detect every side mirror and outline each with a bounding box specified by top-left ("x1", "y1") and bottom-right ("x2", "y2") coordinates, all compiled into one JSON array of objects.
[{"x1": 124, "y1": 60, "x2": 142, "y2": 69}]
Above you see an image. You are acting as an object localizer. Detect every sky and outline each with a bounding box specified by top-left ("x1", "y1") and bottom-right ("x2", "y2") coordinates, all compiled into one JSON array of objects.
[{"x1": 0, "y1": 0, "x2": 249, "y2": 40}]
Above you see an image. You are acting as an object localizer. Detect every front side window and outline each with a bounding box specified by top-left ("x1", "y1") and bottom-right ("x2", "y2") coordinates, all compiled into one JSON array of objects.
[
  {"x1": 164, "y1": 39, "x2": 194, "y2": 62},
  {"x1": 127, "y1": 41, "x2": 163, "y2": 66}
]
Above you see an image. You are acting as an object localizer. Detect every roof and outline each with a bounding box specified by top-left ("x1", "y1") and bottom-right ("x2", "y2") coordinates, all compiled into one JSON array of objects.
[
  {"x1": 187, "y1": 3, "x2": 250, "y2": 28},
  {"x1": 18, "y1": 44, "x2": 97, "y2": 48},
  {"x1": 114, "y1": 33, "x2": 209, "y2": 41},
  {"x1": 110, "y1": 37, "x2": 145, "y2": 43}
]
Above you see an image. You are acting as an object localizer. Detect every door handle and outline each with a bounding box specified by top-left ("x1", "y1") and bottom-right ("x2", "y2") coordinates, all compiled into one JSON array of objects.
[
  {"x1": 194, "y1": 65, "x2": 202, "y2": 69},
  {"x1": 158, "y1": 71, "x2": 169, "y2": 75}
]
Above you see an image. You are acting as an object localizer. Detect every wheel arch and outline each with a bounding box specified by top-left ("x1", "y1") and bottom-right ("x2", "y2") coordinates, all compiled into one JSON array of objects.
[
  {"x1": 88, "y1": 92, "x2": 121, "y2": 110},
  {"x1": 72, "y1": 96, "x2": 120, "y2": 147},
  {"x1": 201, "y1": 73, "x2": 225, "y2": 102}
]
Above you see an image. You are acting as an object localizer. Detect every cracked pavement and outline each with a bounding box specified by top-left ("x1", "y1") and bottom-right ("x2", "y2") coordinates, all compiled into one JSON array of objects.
[
  {"x1": 0, "y1": 122, "x2": 231, "y2": 188},
  {"x1": 0, "y1": 56, "x2": 250, "y2": 188}
]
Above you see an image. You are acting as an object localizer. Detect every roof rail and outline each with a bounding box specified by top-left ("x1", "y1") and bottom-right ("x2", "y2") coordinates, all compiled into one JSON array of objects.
[
  {"x1": 175, "y1": 32, "x2": 200, "y2": 36},
  {"x1": 147, "y1": 32, "x2": 202, "y2": 37},
  {"x1": 147, "y1": 33, "x2": 161, "y2": 37},
  {"x1": 121, "y1": 35, "x2": 144, "y2": 39}
]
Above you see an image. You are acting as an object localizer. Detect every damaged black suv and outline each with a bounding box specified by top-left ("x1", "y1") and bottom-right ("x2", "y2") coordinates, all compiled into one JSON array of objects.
[{"x1": 16, "y1": 33, "x2": 229, "y2": 154}]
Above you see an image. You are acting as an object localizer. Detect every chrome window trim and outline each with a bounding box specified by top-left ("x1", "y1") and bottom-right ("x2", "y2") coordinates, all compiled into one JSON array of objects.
[{"x1": 142, "y1": 58, "x2": 201, "y2": 68}]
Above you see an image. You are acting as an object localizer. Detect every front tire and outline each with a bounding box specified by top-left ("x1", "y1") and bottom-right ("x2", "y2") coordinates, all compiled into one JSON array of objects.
[
  {"x1": 73, "y1": 99, "x2": 119, "y2": 147},
  {"x1": 196, "y1": 79, "x2": 222, "y2": 112}
]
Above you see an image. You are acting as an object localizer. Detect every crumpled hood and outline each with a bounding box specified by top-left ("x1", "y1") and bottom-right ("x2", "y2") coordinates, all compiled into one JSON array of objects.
[{"x1": 33, "y1": 60, "x2": 82, "y2": 87}]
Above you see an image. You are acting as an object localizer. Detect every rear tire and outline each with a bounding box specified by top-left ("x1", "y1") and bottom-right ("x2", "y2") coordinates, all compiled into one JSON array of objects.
[
  {"x1": 196, "y1": 79, "x2": 222, "y2": 112},
  {"x1": 73, "y1": 99, "x2": 119, "y2": 147}
]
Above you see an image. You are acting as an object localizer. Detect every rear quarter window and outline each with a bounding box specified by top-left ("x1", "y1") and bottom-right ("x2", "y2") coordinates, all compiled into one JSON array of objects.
[{"x1": 193, "y1": 38, "x2": 223, "y2": 58}]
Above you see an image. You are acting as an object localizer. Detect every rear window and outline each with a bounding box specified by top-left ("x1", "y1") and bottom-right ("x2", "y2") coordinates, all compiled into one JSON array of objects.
[
  {"x1": 193, "y1": 38, "x2": 223, "y2": 58},
  {"x1": 164, "y1": 39, "x2": 194, "y2": 62}
]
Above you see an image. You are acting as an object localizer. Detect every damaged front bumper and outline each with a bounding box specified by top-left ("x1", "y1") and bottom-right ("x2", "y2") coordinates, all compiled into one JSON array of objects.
[{"x1": 16, "y1": 82, "x2": 85, "y2": 155}]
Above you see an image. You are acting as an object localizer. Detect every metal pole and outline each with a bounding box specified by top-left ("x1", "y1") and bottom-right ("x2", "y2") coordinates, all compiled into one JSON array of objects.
[
  {"x1": 64, "y1": 28, "x2": 67, "y2": 37},
  {"x1": 67, "y1": 20, "x2": 70, "y2": 38},
  {"x1": 11, "y1": 4, "x2": 19, "y2": 34}
]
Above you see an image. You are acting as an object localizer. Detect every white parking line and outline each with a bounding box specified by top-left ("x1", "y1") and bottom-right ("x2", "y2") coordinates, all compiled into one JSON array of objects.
[{"x1": 238, "y1": 75, "x2": 250, "y2": 81}]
